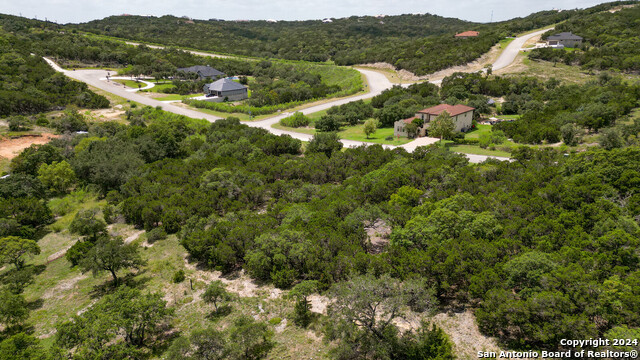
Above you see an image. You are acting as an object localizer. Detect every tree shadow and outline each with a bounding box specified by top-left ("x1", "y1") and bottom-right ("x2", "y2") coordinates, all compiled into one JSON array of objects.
[
  {"x1": 206, "y1": 305, "x2": 232, "y2": 321},
  {"x1": 89, "y1": 272, "x2": 152, "y2": 298},
  {"x1": 149, "y1": 323, "x2": 181, "y2": 358},
  {"x1": 26, "y1": 298, "x2": 44, "y2": 311}
]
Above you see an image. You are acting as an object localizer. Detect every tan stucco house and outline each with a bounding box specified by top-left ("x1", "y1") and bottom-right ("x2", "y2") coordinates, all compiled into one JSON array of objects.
[{"x1": 394, "y1": 104, "x2": 475, "y2": 138}]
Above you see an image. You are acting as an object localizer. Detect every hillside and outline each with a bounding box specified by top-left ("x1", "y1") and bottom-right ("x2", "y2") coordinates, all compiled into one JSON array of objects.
[
  {"x1": 70, "y1": 8, "x2": 587, "y2": 76},
  {"x1": 529, "y1": 3, "x2": 640, "y2": 72}
]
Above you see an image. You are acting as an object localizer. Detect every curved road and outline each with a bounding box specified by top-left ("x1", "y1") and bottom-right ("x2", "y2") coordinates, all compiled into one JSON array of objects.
[
  {"x1": 492, "y1": 28, "x2": 551, "y2": 71},
  {"x1": 45, "y1": 29, "x2": 545, "y2": 162}
]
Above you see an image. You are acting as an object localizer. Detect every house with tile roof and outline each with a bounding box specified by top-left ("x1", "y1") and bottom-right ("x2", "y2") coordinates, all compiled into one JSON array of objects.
[{"x1": 394, "y1": 104, "x2": 475, "y2": 138}]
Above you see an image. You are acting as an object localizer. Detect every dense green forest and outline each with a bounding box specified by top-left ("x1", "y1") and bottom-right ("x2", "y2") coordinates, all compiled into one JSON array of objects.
[
  {"x1": 529, "y1": 4, "x2": 640, "y2": 72},
  {"x1": 0, "y1": 27, "x2": 109, "y2": 116},
  {"x1": 2, "y1": 107, "x2": 639, "y2": 357},
  {"x1": 65, "y1": 3, "x2": 631, "y2": 76}
]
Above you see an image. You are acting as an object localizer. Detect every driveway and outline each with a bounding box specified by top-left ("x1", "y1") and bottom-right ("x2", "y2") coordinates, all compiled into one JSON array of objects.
[{"x1": 492, "y1": 28, "x2": 552, "y2": 71}]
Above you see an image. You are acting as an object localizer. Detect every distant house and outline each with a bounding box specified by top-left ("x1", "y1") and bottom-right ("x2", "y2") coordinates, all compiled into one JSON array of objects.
[
  {"x1": 455, "y1": 31, "x2": 479, "y2": 38},
  {"x1": 546, "y1": 32, "x2": 583, "y2": 48},
  {"x1": 394, "y1": 104, "x2": 475, "y2": 138},
  {"x1": 322, "y1": 18, "x2": 333, "y2": 23},
  {"x1": 177, "y1": 65, "x2": 225, "y2": 80},
  {"x1": 203, "y1": 78, "x2": 248, "y2": 102}
]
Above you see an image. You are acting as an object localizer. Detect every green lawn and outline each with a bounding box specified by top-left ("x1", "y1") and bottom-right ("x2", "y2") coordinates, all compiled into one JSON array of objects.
[
  {"x1": 272, "y1": 122, "x2": 411, "y2": 145},
  {"x1": 112, "y1": 79, "x2": 145, "y2": 88},
  {"x1": 154, "y1": 94, "x2": 201, "y2": 101},
  {"x1": 499, "y1": 38, "x2": 515, "y2": 49},
  {"x1": 338, "y1": 125, "x2": 411, "y2": 145},
  {"x1": 447, "y1": 144, "x2": 512, "y2": 157},
  {"x1": 464, "y1": 124, "x2": 492, "y2": 139},
  {"x1": 496, "y1": 114, "x2": 521, "y2": 120}
]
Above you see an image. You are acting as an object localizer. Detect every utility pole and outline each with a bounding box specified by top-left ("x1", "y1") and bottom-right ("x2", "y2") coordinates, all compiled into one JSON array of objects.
[{"x1": 490, "y1": 10, "x2": 494, "y2": 23}]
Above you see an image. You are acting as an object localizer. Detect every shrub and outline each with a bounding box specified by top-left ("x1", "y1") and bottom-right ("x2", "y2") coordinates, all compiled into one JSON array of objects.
[
  {"x1": 147, "y1": 227, "x2": 168, "y2": 243},
  {"x1": 315, "y1": 115, "x2": 341, "y2": 132},
  {"x1": 279, "y1": 112, "x2": 310, "y2": 128},
  {"x1": 8, "y1": 116, "x2": 31, "y2": 131},
  {"x1": 65, "y1": 241, "x2": 95, "y2": 266},
  {"x1": 173, "y1": 269, "x2": 186, "y2": 283},
  {"x1": 268, "y1": 317, "x2": 282, "y2": 325}
]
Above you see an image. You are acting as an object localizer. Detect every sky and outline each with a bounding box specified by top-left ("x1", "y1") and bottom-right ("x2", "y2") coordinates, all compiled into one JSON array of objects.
[{"x1": 0, "y1": 0, "x2": 609, "y2": 24}]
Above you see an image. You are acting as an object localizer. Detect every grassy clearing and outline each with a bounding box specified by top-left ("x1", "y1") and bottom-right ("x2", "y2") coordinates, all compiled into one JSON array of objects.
[
  {"x1": 0, "y1": 156, "x2": 9, "y2": 174},
  {"x1": 48, "y1": 190, "x2": 105, "y2": 231},
  {"x1": 339, "y1": 125, "x2": 412, "y2": 145},
  {"x1": 499, "y1": 38, "x2": 515, "y2": 49},
  {"x1": 139, "y1": 83, "x2": 174, "y2": 93},
  {"x1": 464, "y1": 124, "x2": 492, "y2": 139},
  {"x1": 496, "y1": 114, "x2": 521, "y2": 120},
  {"x1": 447, "y1": 144, "x2": 512, "y2": 157},
  {"x1": 355, "y1": 65, "x2": 416, "y2": 84},
  {"x1": 500, "y1": 53, "x2": 594, "y2": 83},
  {"x1": 113, "y1": 79, "x2": 145, "y2": 88},
  {"x1": 154, "y1": 94, "x2": 201, "y2": 101}
]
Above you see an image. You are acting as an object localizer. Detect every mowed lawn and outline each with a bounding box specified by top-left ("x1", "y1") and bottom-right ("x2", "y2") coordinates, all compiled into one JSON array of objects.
[
  {"x1": 339, "y1": 125, "x2": 411, "y2": 145},
  {"x1": 112, "y1": 79, "x2": 145, "y2": 88}
]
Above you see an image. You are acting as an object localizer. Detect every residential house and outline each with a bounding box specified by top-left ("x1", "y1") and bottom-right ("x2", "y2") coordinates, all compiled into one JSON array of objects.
[
  {"x1": 455, "y1": 31, "x2": 479, "y2": 38},
  {"x1": 203, "y1": 78, "x2": 248, "y2": 102},
  {"x1": 394, "y1": 104, "x2": 475, "y2": 138},
  {"x1": 546, "y1": 32, "x2": 583, "y2": 48},
  {"x1": 177, "y1": 65, "x2": 225, "y2": 80}
]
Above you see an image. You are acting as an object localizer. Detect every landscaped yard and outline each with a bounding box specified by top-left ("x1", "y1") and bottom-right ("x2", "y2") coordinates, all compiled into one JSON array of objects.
[
  {"x1": 112, "y1": 79, "x2": 145, "y2": 88},
  {"x1": 153, "y1": 93, "x2": 202, "y2": 101},
  {"x1": 339, "y1": 125, "x2": 412, "y2": 145},
  {"x1": 463, "y1": 124, "x2": 492, "y2": 139}
]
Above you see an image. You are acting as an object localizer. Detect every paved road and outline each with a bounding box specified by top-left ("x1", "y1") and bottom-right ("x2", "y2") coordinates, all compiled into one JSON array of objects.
[
  {"x1": 492, "y1": 28, "x2": 552, "y2": 71},
  {"x1": 47, "y1": 28, "x2": 545, "y2": 163}
]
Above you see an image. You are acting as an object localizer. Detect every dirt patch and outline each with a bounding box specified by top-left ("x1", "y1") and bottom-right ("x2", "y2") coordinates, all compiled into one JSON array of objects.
[
  {"x1": 432, "y1": 310, "x2": 504, "y2": 360},
  {"x1": 359, "y1": 43, "x2": 502, "y2": 83},
  {"x1": 183, "y1": 259, "x2": 262, "y2": 298},
  {"x1": 123, "y1": 230, "x2": 145, "y2": 244},
  {"x1": 46, "y1": 244, "x2": 75, "y2": 263},
  {"x1": 88, "y1": 107, "x2": 126, "y2": 122},
  {"x1": 42, "y1": 274, "x2": 88, "y2": 300},
  {"x1": 308, "y1": 294, "x2": 331, "y2": 315},
  {"x1": 366, "y1": 219, "x2": 391, "y2": 254},
  {"x1": 0, "y1": 133, "x2": 59, "y2": 159}
]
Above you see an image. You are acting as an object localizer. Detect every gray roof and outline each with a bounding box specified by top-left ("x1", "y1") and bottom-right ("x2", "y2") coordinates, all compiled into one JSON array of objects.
[
  {"x1": 177, "y1": 65, "x2": 225, "y2": 78},
  {"x1": 205, "y1": 78, "x2": 247, "y2": 92},
  {"x1": 547, "y1": 32, "x2": 583, "y2": 41}
]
